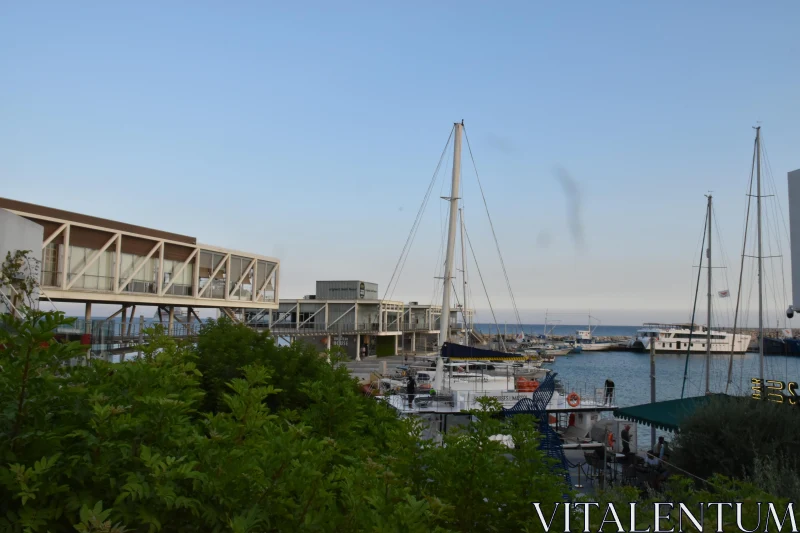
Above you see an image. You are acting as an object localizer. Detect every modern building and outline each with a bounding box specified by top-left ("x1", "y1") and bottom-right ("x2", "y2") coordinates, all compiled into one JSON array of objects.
[
  {"x1": 258, "y1": 281, "x2": 475, "y2": 359},
  {"x1": 0, "y1": 209, "x2": 44, "y2": 315},
  {"x1": 0, "y1": 198, "x2": 280, "y2": 336}
]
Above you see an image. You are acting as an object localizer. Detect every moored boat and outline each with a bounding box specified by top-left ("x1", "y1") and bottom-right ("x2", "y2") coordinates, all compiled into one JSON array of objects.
[{"x1": 626, "y1": 323, "x2": 751, "y2": 354}]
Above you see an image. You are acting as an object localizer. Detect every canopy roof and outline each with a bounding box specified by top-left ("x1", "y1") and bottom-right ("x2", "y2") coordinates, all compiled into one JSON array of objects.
[{"x1": 613, "y1": 395, "x2": 718, "y2": 432}]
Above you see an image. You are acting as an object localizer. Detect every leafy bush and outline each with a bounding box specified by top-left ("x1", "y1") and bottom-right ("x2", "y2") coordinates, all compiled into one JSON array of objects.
[
  {"x1": 591, "y1": 475, "x2": 791, "y2": 532},
  {"x1": 0, "y1": 311, "x2": 570, "y2": 532},
  {"x1": 672, "y1": 395, "x2": 800, "y2": 499}
]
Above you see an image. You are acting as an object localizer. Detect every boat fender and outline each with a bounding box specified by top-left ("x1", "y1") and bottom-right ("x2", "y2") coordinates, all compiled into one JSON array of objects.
[{"x1": 607, "y1": 432, "x2": 615, "y2": 448}]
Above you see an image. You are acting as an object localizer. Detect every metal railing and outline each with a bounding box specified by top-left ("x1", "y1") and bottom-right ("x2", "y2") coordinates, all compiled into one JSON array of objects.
[
  {"x1": 267, "y1": 321, "x2": 441, "y2": 334},
  {"x1": 55, "y1": 318, "x2": 203, "y2": 341},
  {"x1": 66, "y1": 274, "x2": 115, "y2": 291}
]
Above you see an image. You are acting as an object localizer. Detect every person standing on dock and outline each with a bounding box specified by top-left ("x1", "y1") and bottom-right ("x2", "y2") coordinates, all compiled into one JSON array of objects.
[
  {"x1": 655, "y1": 436, "x2": 669, "y2": 459},
  {"x1": 406, "y1": 375, "x2": 416, "y2": 408},
  {"x1": 621, "y1": 424, "x2": 631, "y2": 457},
  {"x1": 604, "y1": 379, "x2": 615, "y2": 404}
]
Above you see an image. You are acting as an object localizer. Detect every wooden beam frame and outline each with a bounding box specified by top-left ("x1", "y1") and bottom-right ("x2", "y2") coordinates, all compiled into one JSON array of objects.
[
  {"x1": 41, "y1": 223, "x2": 67, "y2": 249},
  {"x1": 61, "y1": 224, "x2": 70, "y2": 289},
  {"x1": 219, "y1": 307, "x2": 237, "y2": 321},
  {"x1": 271, "y1": 304, "x2": 298, "y2": 326},
  {"x1": 255, "y1": 263, "x2": 277, "y2": 302},
  {"x1": 327, "y1": 304, "x2": 356, "y2": 328},
  {"x1": 298, "y1": 305, "x2": 325, "y2": 328},
  {"x1": 197, "y1": 253, "x2": 230, "y2": 298},
  {"x1": 65, "y1": 233, "x2": 120, "y2": 290},
  {"x1": 117, "y1": 241, "x2": 162, "y2": 294},
  {"x1": 229, "y1": 257, "x2": 257, "y2": 299},
  {"x1": 159, "y1": 249, "x2": 198, "y2": 296}
]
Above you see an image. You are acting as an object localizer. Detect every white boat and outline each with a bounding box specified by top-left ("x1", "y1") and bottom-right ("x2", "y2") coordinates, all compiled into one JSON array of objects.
[
  {"x1": 626, "y1": 323, "x2": 751, "y2": 354},
  {"x1": 538, "y1": 344, "x2": 572, "y2": 356},
  {"x1": 574, "y1": 330, "x2": 613, "y2": 351},
  {"x1": 573, "y1": 314, "x2": 613, "y2": 351}
]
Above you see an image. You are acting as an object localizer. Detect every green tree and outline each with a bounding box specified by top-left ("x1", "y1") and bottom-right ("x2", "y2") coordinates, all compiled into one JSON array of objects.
[
  {"x1": 1, "y1": 311, "x2": 788, "y2": 532},
  {"x1": 672, "y1": 395, "x2": 800, "y2": 500}
]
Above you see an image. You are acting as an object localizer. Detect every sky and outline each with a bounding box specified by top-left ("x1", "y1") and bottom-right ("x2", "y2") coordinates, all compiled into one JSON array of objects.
[{"x1": 2, "y1": 2, "x2": 799, "y2": 325}]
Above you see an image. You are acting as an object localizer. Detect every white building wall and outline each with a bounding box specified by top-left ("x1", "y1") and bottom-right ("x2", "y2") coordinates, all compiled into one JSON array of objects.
[{"x1": 0, "y1": 209, "x2": 44, "y2": 312}]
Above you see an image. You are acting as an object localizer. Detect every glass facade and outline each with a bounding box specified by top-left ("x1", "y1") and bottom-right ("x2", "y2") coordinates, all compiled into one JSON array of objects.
[{"x1": 38, "y1": 240, "x2": 276, "y2": 304}]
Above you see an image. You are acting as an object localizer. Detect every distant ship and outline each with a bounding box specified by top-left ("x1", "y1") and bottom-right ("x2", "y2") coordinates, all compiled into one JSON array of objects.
[{"x1": 627, "y1": 323, "x2": 751, "y2": 354}]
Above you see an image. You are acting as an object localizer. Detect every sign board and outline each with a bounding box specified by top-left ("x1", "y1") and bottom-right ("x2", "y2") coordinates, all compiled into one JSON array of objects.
[
  {"x1": 333, "y1": 335, "x2": 349, "y2": 347},
  {"x1": 359, "y1": 282, "x2": 365, "y2": 299},
  {"x1": 751, "y1": 378, "x2": 799, "y2": 405}
]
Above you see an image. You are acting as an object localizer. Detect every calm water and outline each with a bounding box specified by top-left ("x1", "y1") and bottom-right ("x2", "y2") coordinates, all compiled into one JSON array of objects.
[{"x1": 549, "y1": 350, "x2": 800, "y2": 447}]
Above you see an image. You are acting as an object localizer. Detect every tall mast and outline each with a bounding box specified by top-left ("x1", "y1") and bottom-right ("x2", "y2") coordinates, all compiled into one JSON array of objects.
[
  {"x1": 459, "y1": 207, "x2": 468, "y2": 345},
  {"x1": 437, "y1": 121, "x2": 463, "y2": 349},
  {"x1": 756, "y1": 126, "x2": 764, "y2": 391},
  {"x1": 706, "y1": 194, "x2": 712, "y2": 395}
]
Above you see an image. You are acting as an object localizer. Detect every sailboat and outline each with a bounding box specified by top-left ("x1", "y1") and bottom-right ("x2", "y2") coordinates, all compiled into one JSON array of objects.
[
  {"x1": 382, "y1": 122, "x2": 612, "y2": 405},
  {"x1": 726, "y1": 126, "x2": 772, "y2": 395}
]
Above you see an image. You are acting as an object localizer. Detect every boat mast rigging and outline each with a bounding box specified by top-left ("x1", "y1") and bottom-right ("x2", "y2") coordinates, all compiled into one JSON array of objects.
[
  {"x1": 681, "y1": 203, "x2": 709, "y2": 399},
  {"x1": 435, "y1": 121, "x2": 463, "y2": 390},
  {"x1": 706, "y1": 194, "x2": 712, "y2": 395},
  {"x1": 725, "y1": 134, "x2": 757, "y2": 394},
  {"x1": 459, "y1": 207, "x2": 469, "y2": 345},
  {"x1": 756, "y1": 126, "x2": 765, "y2": 394}
]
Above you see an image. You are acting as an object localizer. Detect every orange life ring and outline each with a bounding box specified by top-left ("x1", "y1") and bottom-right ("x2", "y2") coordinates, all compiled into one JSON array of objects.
[
  {"x1": 567, "y1": 392, "x2": 581, "y2": 407},
  {"x1": 607, "y1": 432, "x2": 615, "y2": 448}
]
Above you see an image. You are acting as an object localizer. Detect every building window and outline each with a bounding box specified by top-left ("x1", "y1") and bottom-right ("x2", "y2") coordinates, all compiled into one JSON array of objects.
[{"x1": 41, "y1": 243, "x2": 59, "y2": 287}]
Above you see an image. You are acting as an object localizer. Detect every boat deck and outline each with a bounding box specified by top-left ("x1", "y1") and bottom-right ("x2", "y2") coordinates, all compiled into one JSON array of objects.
[{"x1": 381, "y1": 391, "x2": 617, "y2": 415}]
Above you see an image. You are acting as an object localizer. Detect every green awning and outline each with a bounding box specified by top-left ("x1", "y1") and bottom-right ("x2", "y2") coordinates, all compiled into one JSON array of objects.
[{"x1": 613, "y1": 395, "x2": 719, "y2": 432}]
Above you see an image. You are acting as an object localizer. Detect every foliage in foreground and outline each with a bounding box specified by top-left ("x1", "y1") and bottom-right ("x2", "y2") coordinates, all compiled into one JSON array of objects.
[
  {"x1": 590, "y1": 476, "x2": 792, "y2": 532},
  {"x1": 0, "y1": 311, "x2": 570, "y2": 533},
  {"x1": 672, "y1": 394, "x2": 800, "y2": 501}
]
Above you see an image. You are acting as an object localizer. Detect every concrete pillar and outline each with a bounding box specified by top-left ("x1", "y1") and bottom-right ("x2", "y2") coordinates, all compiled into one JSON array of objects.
[
  {"x1": 394, "y1": 335, "x2": 398, "y2": 355},
  {"x1": 84, "y1": 303, "x2": 92, "y2": 334},
  {"x1": 168, "y1": 306, "x2": 175, "y2": 336},
  {"x1": 128, "y1": 305, "x2": 136, "y2": 337},
  {"x1": 121, "y1": 306, "x2": 128, "y2": 337},
  {"x1": 137, "y1": 315, "x2": 144, "y2": 359},
  {"x1": 411, "y1": 332, "x2": 416, "y2": 353},
  {"x1": 326, "y1": 336, "x2": 331, "y2": 350},
  {"x1": 355, "y1": 334, "x2": 361, "y2": 361}
]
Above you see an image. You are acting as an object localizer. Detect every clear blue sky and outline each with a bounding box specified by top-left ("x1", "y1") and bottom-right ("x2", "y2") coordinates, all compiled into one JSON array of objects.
[{"x1": 2, "y1": 2, "x2": 799, "y2": 324}]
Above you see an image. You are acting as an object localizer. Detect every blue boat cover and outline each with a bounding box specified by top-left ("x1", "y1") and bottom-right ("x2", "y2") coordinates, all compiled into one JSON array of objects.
[{"x1": 441, "y1": 342, "x2": 525, "y2": 361}]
